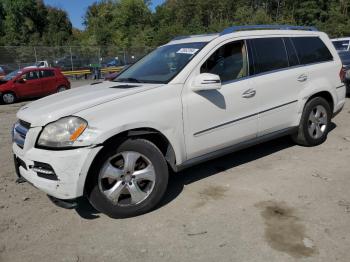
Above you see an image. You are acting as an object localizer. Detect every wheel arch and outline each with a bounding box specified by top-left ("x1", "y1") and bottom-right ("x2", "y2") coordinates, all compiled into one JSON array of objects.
[
  {"x1": 83, "y1": 127, "x2": 178, "y2": 196},
  {"x1": 101, "y1": 127, "x2": 178, "y2": 169},
  {"x1": 307, "y1": 91, "x2": 334, "y2": 113}
]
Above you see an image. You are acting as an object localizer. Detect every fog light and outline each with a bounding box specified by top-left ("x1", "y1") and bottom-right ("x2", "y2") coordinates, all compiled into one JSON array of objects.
[{"x1": 31, "y1": 162, "x2": 58, "y2": 180}]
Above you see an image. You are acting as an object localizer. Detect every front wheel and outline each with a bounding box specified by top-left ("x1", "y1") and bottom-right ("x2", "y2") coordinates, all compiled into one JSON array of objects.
[
  {"x1": 1, "y1": 92, "x2": 16, "y2": 104},
  {"x1": 87, "y1": 139, "x2": 169, "y2": 218},
  {"x1": 292, "y1": 97, "x2": 331, "y2": 146}
]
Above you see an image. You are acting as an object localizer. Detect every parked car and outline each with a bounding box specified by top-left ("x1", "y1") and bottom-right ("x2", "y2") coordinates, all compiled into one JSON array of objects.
[
  {"x1": 104, "y1": 65, "x2": 130, "y2": 81},
  {"x1": 25, "y1": 60, "x2": 49, "y2": 69},
  {"x1": 332, "y1": 38, "x2": 350, "y2": 51},
  {"x1": 0, "y1": 68, "x2": 70, "y2": 104},
  {"x1": 0, "y1": 65, "x2": 12, "y2": 79},
  {"x1": 54, "y1": 55, "x2": 89, "y2": 70},
  {"x1": 104, "y1": 58, "x2": 124, "y2": 67},
  {"x1": 0, "y1": 67, "x2": 5, "y2": 79},
  {"x1": 104, "y1": 71, "x2": 120, "y2": 81},
  {"x1": 338, "y1": 51, "x2": 350, "y2": 95},
  {"x1": 12, "y1": 25, "x2": 346, "y2": 218}
]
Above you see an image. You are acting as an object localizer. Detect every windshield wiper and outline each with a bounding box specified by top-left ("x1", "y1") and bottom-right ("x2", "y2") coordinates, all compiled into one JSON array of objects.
[{"x1": 114, "y1": 77, "x2": 141, "y2": 83}]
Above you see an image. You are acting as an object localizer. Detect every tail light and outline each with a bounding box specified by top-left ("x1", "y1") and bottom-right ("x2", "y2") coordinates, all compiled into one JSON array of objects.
[{"x1": 339, "y1": 66, "x2": 346, "y2": 82}]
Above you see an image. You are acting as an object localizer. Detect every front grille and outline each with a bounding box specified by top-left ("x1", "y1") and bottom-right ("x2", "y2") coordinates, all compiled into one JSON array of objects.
[
  {"x1": 19, "y1": 120, "x2": 31, "y2": 129},
  {"x1": 12, "y1": 120, "x2": 30, "y2": 148}
]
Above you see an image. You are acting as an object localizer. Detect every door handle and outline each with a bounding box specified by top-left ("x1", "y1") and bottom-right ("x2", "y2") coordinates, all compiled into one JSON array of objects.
[
  {"x1": 242, "y1": 89, "x2": 256, "y2": 98},
  {"x1": 297, "y1": 74, "x2": 308, "y2": 82}
]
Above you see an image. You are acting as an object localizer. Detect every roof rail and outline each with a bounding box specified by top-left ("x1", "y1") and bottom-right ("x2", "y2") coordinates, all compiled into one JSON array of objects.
[
  {"x1": 172, "y1": 33, "x2": 219, "y2": 41},
  {"x1": 220, "y1": 24, "x2": 318, "y2": 36}
]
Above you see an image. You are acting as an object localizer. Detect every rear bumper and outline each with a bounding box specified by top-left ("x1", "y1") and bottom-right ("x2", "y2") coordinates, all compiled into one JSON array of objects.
[{"x1": 334, "y1": 84, "x2": 347, "y2": 117}]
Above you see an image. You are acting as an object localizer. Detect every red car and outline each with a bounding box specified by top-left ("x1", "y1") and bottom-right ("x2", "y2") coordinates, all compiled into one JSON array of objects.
[{"x1": 0, "y1": 67, "x2": 70, "y2": 104}]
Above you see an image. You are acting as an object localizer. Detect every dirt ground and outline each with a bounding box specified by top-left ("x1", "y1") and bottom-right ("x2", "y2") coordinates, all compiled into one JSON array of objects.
[{"x1": 0, "y1": 82, "x2": 349, "y2": 262}]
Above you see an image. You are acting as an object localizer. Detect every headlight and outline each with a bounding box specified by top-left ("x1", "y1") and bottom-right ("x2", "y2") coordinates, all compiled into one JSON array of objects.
[{"x1": 37, "y1": 116, "x2": 88, "y2": 148}]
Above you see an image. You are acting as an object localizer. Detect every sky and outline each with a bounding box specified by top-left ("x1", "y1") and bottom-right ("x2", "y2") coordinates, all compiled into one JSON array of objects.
[{"x1": 43, "y1": 0, "x2": 165, "y2": 30}]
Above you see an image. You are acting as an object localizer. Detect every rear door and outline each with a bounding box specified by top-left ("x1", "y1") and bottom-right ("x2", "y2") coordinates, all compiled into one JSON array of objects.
[
  {"x1": 14, "y1": 70, "x2": 43, "y2": 98},
  {"x1": 248, "y1": 37, "x2": 305, "y2": 136},
  {"x1": 39, "y1": 69, "x2": 57, "y2": 94}
]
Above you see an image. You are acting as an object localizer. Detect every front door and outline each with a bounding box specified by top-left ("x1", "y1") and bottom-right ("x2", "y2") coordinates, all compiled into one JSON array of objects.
[
  {"x1": 15, "y1": 70, "x2": 43, "y2": 98},
  {"x1": 183, "y1": 40, "x2": 259, "y2": 160}
]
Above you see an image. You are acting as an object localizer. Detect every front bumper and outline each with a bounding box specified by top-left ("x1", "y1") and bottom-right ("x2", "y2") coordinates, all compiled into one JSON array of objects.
[{"x1": 13, "y1": 142, "x2": 102, "y2": 200}]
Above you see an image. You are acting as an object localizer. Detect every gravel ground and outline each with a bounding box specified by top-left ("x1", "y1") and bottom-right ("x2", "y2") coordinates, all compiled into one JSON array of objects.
[{"x1": 0, "y1": 81, "x2": 349, "y2": 262}]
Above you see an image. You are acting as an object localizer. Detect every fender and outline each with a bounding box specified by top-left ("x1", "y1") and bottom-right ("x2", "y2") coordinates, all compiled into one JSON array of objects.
[{"x1": 294, "y1": 77, "x2": 336, "y2": 126}]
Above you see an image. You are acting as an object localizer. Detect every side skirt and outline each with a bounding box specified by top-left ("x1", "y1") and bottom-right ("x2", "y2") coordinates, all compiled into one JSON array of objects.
[{"x1": 174, "y1": 126, "x2": 298, "y2": 172}]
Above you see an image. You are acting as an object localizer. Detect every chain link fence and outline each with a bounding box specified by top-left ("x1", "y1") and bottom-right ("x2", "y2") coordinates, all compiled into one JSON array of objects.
[{"x1": 0, "y1": 46, "x2": 154, "y2": 78}]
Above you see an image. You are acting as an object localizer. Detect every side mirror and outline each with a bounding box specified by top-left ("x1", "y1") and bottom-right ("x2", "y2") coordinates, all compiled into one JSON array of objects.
[{"x1": 191, "y1": 73, "x2": 221, "y2": 92}]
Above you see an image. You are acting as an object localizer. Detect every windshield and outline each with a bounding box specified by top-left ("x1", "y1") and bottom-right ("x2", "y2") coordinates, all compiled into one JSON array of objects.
[
  {"x1": 114, "y1": 42, "x2": 207, "y2": 84},
  {"x1": 333, "y1": 40, "x2": 349, "y2": 51},
  {"x1": 3, "y1": 69, "x2": 21, "y2": 81}
]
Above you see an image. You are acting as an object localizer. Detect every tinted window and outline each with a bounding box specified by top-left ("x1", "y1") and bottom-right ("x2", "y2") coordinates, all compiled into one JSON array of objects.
[
  {"x1": 40, "y1": 70, "x2": 55, "y2": 78},
  {"x1": 292, "y1": 37, "x2": 333, "y2": 65},
  {"x1": 252, "y1": 38, "x2": 289, "y2": 74},
  {"x1": 24, "y1": 71, "x2": 39, "y2": 80},
  {"x1": 200, "y1": 40, "x2": 248, "y2": 82},
  {"x1": 284, "y1": 38, "x2": 300, "y2": 66},
  {"x1": 338, "y1": 51, "x2": 350, "y2": 66},
  {"x1": 332, "y1": 40, "x2": 349, "y2": 51}
]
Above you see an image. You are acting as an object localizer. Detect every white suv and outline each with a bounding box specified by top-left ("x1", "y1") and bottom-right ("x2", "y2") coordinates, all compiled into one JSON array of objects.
[{"x1": 13, "y1": 25, "x2": 347, "y2": 218}]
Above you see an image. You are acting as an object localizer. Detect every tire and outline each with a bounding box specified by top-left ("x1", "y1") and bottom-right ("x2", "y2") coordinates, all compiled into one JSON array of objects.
[
  {"x1": 87, "y1": 138, "x2": 169, "y2": 218},
  {"x1": 1, "y1": 92, "x2": 16, "y2": 104},
  {"x1": 57, "y1": 86, "x2": 67, "y2": 93},
  {"x1": 292, "y1": 97, "x2": 331, "y2": 146}
]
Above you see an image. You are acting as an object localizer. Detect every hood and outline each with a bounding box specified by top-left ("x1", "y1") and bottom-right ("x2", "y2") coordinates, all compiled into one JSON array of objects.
[
  {"x1": 17, "y1": 81, "x2": 163, "y2": 126},
  {"x1": 0, "y1": 80, "x2": 8, "y2": 85}
]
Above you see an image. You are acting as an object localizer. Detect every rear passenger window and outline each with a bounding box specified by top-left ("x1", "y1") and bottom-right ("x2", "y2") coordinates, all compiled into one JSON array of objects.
[
  {"x1": 40, "y1": 70, "x2": 55, "y2": 78},
  {"x1": 291, "y1": 37, "x2": 333, "y2": 65},
  {"x1": 251, "y1": 38, "x2": 289, "y2": 74}
]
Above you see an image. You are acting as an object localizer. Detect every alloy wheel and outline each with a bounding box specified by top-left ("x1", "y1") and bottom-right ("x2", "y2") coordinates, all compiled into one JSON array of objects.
[
  {"x1": 2, "y1": 93, "x2": 15, "y2": 104},
  {"x1": 98, "y1": 151, "x2": 156, "y2": 206},
  {"x1": 307, "y1": 105, "x2": 328, "y2": 139}
]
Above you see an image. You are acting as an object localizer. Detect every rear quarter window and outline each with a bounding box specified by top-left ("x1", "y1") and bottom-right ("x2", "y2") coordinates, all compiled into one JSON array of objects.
[
  {"x1": 291, "y1": 37, "x2": 333, "y2": 65},
  {"x1": 40, "y1": 70, "x2": 55, "y2": 78}
]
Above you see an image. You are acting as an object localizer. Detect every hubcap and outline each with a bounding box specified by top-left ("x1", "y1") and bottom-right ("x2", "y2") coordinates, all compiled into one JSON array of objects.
[
  {"x1": 98, "y1": 151, "x2": 156, "y2": 206},
  {"x1": 308, "y1": 105, "x2": 328, "y2": 139},
  {"x1": 3, "y1": 93, "x2": 14, "y2": 104}
]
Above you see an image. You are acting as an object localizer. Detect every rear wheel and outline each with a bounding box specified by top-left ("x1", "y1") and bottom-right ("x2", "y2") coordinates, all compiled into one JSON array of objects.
[
  {"x1": 292, "y1": 97, "x2": 331, "y2": 146},
  {"x1": 1, "y1": 92, "x2": 16, "y2": 104},
  {"x1": 87, "y1": 139, "x2": 169, "y2": 218},
  {"x1": 57, "y1": 86, "x2": 67, "y2": 93}
]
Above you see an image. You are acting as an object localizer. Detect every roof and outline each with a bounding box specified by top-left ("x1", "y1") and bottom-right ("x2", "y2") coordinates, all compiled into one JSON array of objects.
[{"x1": 168, "y1": 24, "x2": 319, "y2": 44}]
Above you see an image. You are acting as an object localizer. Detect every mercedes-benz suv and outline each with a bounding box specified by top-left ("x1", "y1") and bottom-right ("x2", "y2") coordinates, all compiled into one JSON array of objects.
[{"x1": 12, "y1": 25, "x2": 347, "y2": 218}]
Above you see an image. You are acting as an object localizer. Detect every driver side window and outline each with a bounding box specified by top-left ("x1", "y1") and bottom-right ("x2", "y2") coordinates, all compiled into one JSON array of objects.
[{"x1": 200, "y1": 40, "x2": 248, "y2": 83}]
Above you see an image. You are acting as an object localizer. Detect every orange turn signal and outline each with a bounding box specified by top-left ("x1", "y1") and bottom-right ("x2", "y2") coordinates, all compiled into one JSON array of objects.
[{"x1": 69, "y1": 124, "x2": 87, "y2": 141}]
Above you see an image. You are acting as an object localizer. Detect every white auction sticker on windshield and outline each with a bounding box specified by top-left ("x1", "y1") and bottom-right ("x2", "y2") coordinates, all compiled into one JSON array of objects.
[{"x1": 176, "y1": 48, "x2": 199, "y2": 55}]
